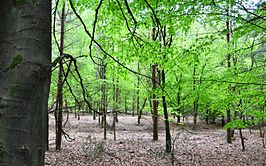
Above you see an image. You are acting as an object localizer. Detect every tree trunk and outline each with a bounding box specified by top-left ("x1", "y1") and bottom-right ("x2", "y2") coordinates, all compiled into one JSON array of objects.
[
  {"x1": 63, "y1": 100, "x2": 69, "y2": 127},
  {"x1": 161, "y1": 70, "x2": 171, "y2": 153},
  {"x1": 176, "y1": 90, "x2": 181, "y2": 123},
  {"x1": 193, "y1": 100, "x2": 198, "y2": 130},
  {"x1": 112, "y1": 77, "x2": 116, "y2": 140},
  {"x1": 132, "y1": 94, "x2": 135, "y2": 117},
  {"x1": 55, "y1": 2, "x2": 66, "y2": 151},
  {"x1": 222, "y1": 115, "x2": 225, "y2": 127},
  {"x1": 152, "y1": 64, "x2": 158, "y2": 141},
  {"x1": 77, "y1": 105, "x2": 80, "y2": 120},
  {"x1": 239, "y1": 129, "x2": 245, "y2": 151},
  {"x1": 136, "y1": 93, "x2": 140, "y2": 124},
  {"x1": 94, "y1": 55, "x2": 100, "y2": 121},
  {"x1": 226, "y1": 6, "x2": 232, "y2": 144},
  {"x1": 101, "y1": 57, "x2": 107, "y2": 140},
  {"x1": 137, "y1": 63, "x2": 141, "y2": 124},
  {"x1": 0, "y1": 1, "x2": 51, "y2": 165},
  {"x1": 93, "y1": 101, "x2": 97, "y2": 120},
  {"x1": 115, "y1": 79, "x2": 119, "y2": 122},
  {"x1": 192, "y1": 63, "x2": 198, "y2": 130}
]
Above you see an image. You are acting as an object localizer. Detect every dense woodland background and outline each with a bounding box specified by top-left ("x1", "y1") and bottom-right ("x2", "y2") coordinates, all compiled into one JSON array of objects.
[
  {"x1": 46, "y1": 0, "x2": 266, "y2": 165},
  {"x1": 0, "y1": 0, "x2": 265, "y2": 165}
]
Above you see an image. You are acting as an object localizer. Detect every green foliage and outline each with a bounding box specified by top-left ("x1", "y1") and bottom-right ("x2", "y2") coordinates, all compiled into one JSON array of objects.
[
  {"x1": 9, "y1": 84, "x2": 20, "y2": 97},
  {"x1": 50, "y1": 0, "x2": 265, "y2": 129},
  {"x1": 15, "y1": 0, "x2": 27, "y2": 7},
  {"x1": 225, "y1": 119, "x2": 246, "y2": 129},
  {"x1": 10, "y1": 54, "x2": 23, "y2": 69}
]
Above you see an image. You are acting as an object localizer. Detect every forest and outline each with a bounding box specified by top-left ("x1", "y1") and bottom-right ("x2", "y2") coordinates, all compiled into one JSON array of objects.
[{"x1": 0, "y1": 0, "x2": 265, "y2": 165}]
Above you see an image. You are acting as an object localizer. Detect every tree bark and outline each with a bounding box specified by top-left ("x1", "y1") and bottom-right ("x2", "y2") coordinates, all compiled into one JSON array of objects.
[
  {"x1": 94, "y1": 64, "x2": 100, "y2": 120},
  {"x1": 55, "y1": 2, "x2": 65, "y2": 151},
  {"x1": 115, "y1": 79, "x2": 119, "y2": 122},
  {"x1": 112, "y1": 77, "x2": 116, "y2": 140},
  {"x1": 161, "y1": 70, "x2": 171, "y2": 153},
  {"x1": 137, "y1": 63, "x2": 141, "y2": 124},
  {"x1": 152, "y1": 64, "x2": 158, "y2": 141},
  {"x1": 239, "y1": 129, "x2": 245, "y2": 151},
  {"x1": 176, "y1": 90, "x2": 181, "y2": 123},
  {"x1": 0, "y1": 1, "x2": 51, "y2": 165},
  {"x1": 192, "y1": 63, "x2": 198, "y2": 130},
  {"x1": 101, "y1": 56, "x2": 107, "y2": 140},
  {"x1": 226, "y1": 6, "x2": 232, "y2": 144},
  {"x1": 132, "y1": 93, "x2": 135, "y2": 117}
]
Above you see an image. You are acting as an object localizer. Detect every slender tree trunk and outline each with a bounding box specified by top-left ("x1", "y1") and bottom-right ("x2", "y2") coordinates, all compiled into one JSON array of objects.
[
  {"x1": 151, "y1": 26, "x2": 159, "y2": 141},
  {"x1": 77, "y1": 105, "x2": 80, "y2": 120},
  {"x1": 260, "y1": 87, "x2": 265, "y2": 137},
  {"x1": 152, "y1": 64, "x2": 158, "y2": 141},
  {"x1": 112, "y1": 77, "x2": 116, "y2": 140},
  {"x1": 239, "y1": 129, "x2": 245, "y2": 151},
  {"x1": 162, "y1": 70, "x2": 171, "y2": 153},
  {"x1": 193, "y1": 101, "x2": 198, "y2": 130},
  {"x1": 0, "y1": 1, "x2": 51, "y2": 165},
  {"x1": 226, "y1": 6, "x2": 232, "y2": 144},
  {"x1": 222, "y1": 115, "x2": 225, "y2": 127},
  {"x1": 98, "y1": 110, "x2": 101, "y2": 125},
  {"x1": 137, "y1": 63, "x2": 141, "y2": 124},
  {"x1": 115, "y1": 79, "x2": 119, "y2": 122},
  {"x1": 176, "y1": 90, "x2": 181, "y2": 123},
  {"x1": 101, "y1": 56, "x2": 107, "y2": 140},
  {"x1": 137, "y1": 91, "x2": 141, "y2": 125},
  {"x1": 63, "y1": 100, "x2": 69, "y2": 127},
  {"x1": 93, "y1": 101, "x2": 97, "y2": 120},
  {"x1": 132, "y1": 94, "x2": 135, "y2": 117},
  {"x1": 95, "y1": 57, "x2": 100, "y2": 121},
  {"x1": 55, "y1": 2, "x2": 65, "y2": 150},
  {"x1": 192, "y1": 63, "x2": 198, "y2": 130}
]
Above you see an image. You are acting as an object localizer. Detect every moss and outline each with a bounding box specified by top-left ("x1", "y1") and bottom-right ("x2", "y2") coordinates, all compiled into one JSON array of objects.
[
  {"x1": 16, "y1": 0, "x2": 27, "y2": 7},
  {"x1": 0, "y1": 101, "x2": 8, "y2": 109},
  {"x1": 0, "y1": 142, "x2": 3, "y2": 162},
  {"x1": 9, "y1": 84, "x2": 20, "y2": 97},
  {"x1": 10, "y1": 54, "x2": 23, "y2": 69}
]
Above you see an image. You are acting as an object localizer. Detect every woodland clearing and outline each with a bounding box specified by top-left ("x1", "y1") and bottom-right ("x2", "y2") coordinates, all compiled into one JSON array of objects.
[{"x1": 45, "y1": 114, "x2": 266, "y2": 166}]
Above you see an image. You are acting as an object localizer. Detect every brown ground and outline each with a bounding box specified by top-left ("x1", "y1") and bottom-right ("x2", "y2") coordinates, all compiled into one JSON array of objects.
[{"x1": 45, "y1": 114, "x2": 266, "y2": 166}]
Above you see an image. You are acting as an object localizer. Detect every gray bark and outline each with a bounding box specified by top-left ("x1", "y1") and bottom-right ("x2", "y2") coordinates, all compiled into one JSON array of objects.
[{"x1": 0, "y1": 1, "x2": 51, "y2": 165}]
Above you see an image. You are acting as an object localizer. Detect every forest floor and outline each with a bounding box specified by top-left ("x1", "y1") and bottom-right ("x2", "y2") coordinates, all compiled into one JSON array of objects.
[{"x1": 45, "y1": 113, "x2": 266, "y2": 166}]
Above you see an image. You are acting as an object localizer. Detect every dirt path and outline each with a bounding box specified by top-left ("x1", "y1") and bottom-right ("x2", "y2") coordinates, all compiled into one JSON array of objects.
[{"x1": 45, "y1": 114, "x2": 266, "y2": 166}]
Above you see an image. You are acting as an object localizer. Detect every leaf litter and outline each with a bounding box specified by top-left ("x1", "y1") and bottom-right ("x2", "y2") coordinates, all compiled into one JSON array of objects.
[{"x1": 45, "y1": 114, "x2": 266, "y2": 166}]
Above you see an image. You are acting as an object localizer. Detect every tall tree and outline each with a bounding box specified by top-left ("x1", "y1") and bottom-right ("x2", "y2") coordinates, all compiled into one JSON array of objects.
[
  {"x1": 226, "y1": 2, "x2": 233, "y2": 144},
  {"x1": 100, "y1": 55, "x2": 107, "y2": 140},
  {"x1": 152, "y1": 64, "x2": 158, "y2": 141},
  {"x1": 55, "y1": 1, "x2": 66, "y2": 151},
  {"x1": 160, "y1": 26, "x2": 172, "y2": 152},
  {"x1": 0, "y1": 0, "x2": 51, "y2": 165},
  {"x1": 137, "y1": 63, "x2": 141, "y2": 125}
]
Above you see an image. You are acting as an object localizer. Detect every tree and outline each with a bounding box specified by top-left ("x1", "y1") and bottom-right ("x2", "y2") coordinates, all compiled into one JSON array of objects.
[
  {"x1": 55, "y1": 0, "x2": 66, "y2": 151},
  {"x1": 64, "y1": 0, "x2": 265, "y2": 152},
  {"x1": 0, "y1": 1, "x2": 51, "y2": 165},
  {"x1": 152, "y1": 64, "x2": 159, "y2": 141}
]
